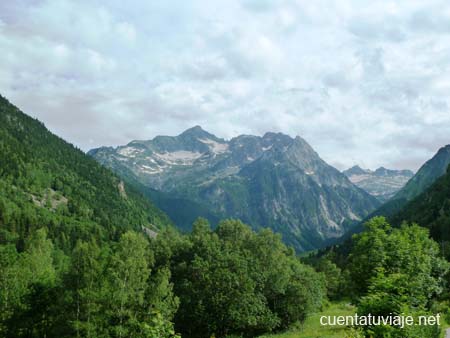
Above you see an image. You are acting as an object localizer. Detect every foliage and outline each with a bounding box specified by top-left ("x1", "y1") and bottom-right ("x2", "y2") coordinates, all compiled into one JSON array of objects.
[
  {"x1": 349, "y1": 217, "x2": 449, "y2": 337},
  {"x1": 304, "y1": 252, "x2": 347, "y2": 300},
  {"x1": 151, "y1": 218, "x2": 327, "y2": 338},
  {"x1": 0, "y1": 94, "x2": 171, "y2": 252},
  {"x1": 258, "y1": 301, "x2": 357, "y2": 338},
  {"x1": 2, "y1": 94, "x2": 450, "y2": 338},
  {"x1": 0, "y1": 95, "x2": 177, "y2": 337},
  {"x1": 392, "y1": 164, "x2": 450, "y2": 259}
]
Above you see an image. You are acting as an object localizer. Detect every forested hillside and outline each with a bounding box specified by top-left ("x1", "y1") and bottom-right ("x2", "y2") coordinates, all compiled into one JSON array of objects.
[
  {"x1": 391, "y1": 164, "x2": 450, "y2": 257},
  {"x1": 382, "y1": 145, "x2": 450, "y2": 217},
  {"x1": 394, "y1": 145, "x2": 450, "y2": 202},
  {"x1": 0, "y1": 94, "x2": 170, "y2": 244},
  {"x1": 0, "y1": 95, "x2": 178, "y2": 336}
]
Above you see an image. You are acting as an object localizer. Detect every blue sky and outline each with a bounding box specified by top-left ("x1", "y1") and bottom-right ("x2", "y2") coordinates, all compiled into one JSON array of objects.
[{"x1": 1, "y1": 0, "x2": 450, "y2": 170}]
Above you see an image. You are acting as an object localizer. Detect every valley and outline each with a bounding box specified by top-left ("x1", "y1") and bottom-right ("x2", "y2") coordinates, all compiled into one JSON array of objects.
[
  {"x1": 1, "y1": 95, "x2": 450, "y2": 338},
  {"x1": 2, "y1": 1, "x2": 450, "y2": 337}
]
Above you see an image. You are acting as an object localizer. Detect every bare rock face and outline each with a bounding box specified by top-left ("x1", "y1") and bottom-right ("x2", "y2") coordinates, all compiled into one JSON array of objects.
[
  {"x1": 343, "y1": 165, "x2": 414, "y2": 202},
  {"x1": 89, "y1": 127, "x2": 380, "y2": 251}
]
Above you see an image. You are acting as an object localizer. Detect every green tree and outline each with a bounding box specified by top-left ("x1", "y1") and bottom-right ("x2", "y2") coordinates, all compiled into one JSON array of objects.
[
  {"x1": 349, "y1": 217, "x2": 448, "y2": 337},
  {"x1": 162, "y1": 218, "x2": 326, "y2": 338},
  {"x1": 0, "y1": 244, "x2": 28, "y2": 334},
  {"x1": 348, "y1": 217, "x2": 390, "y2": 296},
  {"x1": 66, "y1": 240, "x2": 106, "y2": 338},
  {"x1": 305, "y1": 254, "x2": 344, "y2": 300},
  {"x1": 106, "y1": 231, "x2": 178, "y2": 338},
  {"x1": 3, "y1": 228, "x2": 61, "y2": 337},
  {"x1": 106, "y1": 232, "x2": 152, "y2": 337},
  {"x1": 23, "y1": 228, "x2": 56, "y2": 286}
]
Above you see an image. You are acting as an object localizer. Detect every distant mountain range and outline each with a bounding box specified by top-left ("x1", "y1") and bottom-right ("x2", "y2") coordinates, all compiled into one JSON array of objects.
[
  {"x1": 89, "y1": 126, "x2": 380, "y2": 251},
  {"x1": 343, "y1": 166, "x2": 414, "y2": 202},
  {"x1": 382, "y1": 145, "x2": 450, "y2": 227},
  {"x1": 3, "y1": 88, "x2": 449, "y2": 255},
  {"x1": 373, "y1": 145, "x2": 450, "y2": 218},
  {"x1": 342, "y1": 144, "x2": 450, "y2": 239}
]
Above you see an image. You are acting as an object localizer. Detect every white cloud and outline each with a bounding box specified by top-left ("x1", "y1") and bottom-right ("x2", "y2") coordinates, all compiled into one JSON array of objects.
[
  {"x1": 1, "y1": 0, "x2": 450, "y2": 171},
  {"x1": 117, "y1": 22, "x2": 137, "y2": 43}
]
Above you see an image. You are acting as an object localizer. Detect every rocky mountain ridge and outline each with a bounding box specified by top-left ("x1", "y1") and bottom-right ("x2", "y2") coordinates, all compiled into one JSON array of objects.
[
  {"x1": 343, "y1": 165, "x2": 414, "y2": 202},
  {"x1": 90, "y1": 126, "x2": 380, "y2": 251}
]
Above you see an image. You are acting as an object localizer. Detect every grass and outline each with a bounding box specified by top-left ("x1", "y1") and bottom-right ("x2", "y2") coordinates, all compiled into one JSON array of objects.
[
  {"x1": 259, "y1": 301, "x2": 450, "y2": 338},
  {"x1": 439, "y1": 310, "x2": 449, "y2": 338},
  {"x1": 259, "y1": 301, "x2": 356, "y2": 338}
]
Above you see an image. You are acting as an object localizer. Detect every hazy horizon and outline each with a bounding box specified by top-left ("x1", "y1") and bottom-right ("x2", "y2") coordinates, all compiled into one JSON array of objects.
[{"x1": 2, "y1": 1, "x2": 450, "y2": 171}]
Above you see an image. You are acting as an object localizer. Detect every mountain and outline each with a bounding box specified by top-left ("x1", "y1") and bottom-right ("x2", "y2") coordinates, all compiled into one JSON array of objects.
[
  {"x1": 341, "y1": 144, "x2": 450, "y2": 239},
  {"x1": 343, "y1": 165, "x2": 369, "y2": 176},
  {"x1": 0, "y1": 95, "x2": 184, "y2": 336},
  {"x1": 0, "y1": 94, "x2": 171, "y2": 246},
  {"x1": 375, "y1": 145, "x2": 450, "y2": 218},
  {"x1": 343, "y1": 165, "x2": 414, "y2": 202},
  {"x1": 89, "y1": 127, "x2": 380, "y2": 251},
  {"x1": 394, "y1": 145, "x2": 450, "y2": 201},
  {"x1": 391, "y1": 164, "x2": 450, "y2": 249}
]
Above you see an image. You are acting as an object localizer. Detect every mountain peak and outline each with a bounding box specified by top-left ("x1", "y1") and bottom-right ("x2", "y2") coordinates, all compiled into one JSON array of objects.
[
  {"x1": 436, "y1": 144, "x2": 450, "y2": 155},
  {"x1": 181, "y1": 125, "x2": 205, "y2": 134},
  {"x1": 179, "y1": 125, "x2": 222, "y2": 142},
  {"x1": 373, "y1": 167, "x2": 414, "y2": 177},
  {"x1": 89, "y1": 126, "x2": 380, "y2": 251},
  {"x1": 374, "y1": 167, "x2": 390, "y2": 176},
  {"x1": 393, "y1": 143, "x2": 450, "y2": 201},
  {"x1": 262, "y1": 131, "x2": 291, "y2": 139},
  {"x1": 343, "y1": 165, "x2": 369, "y2": 176}
]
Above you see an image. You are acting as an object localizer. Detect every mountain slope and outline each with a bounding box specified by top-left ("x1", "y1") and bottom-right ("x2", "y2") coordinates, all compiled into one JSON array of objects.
[
  {"x1": 376, "y1": 145, "x2": 450, "y2": 218},
  {"x1": 343, "y1": 165, "x2": 414, "y2": 202},
  {"x1": 394, "y1": 145, "x2": 450, "y2": 201},
  {"x1": 90, "y1": 127, "x2": 380, "y2": 251},
  {"x1": 0, "y1": 94, "x2": 171, "y2": 247},
  {"x1": 391, "y1": 164, "x2": 450, "y2": 247},
  {"x1": 339, "y1": 145, "x2": 450, "y2": 240}
]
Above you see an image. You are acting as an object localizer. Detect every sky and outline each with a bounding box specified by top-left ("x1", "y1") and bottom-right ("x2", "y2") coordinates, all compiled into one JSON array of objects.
[{"x1": 1, "y1": 1, "x2": 450, "y2": 171}]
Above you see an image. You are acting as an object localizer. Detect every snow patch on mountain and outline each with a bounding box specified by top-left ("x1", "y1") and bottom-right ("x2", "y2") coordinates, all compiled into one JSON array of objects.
[
  {"x1": 198, "y1": 138, "x2": 229, "y2": 154},
  {"x1": 117, "y1": 146, "x2": 144, "y2": 157},
  {"x1": 139, "y1": 164, "x2": 164, "y2": 174},
  {"x1": 154, "y1": 150, "x2": 203, "y2": 165}
]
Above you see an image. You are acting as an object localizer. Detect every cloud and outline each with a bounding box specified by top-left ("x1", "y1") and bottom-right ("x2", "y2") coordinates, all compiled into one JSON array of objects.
[{"x1": 1, "y1": 0, "x2": 450, "y2": 171}]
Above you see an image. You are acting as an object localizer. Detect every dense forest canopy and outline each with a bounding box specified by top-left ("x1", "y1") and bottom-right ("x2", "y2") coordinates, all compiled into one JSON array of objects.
[
  {"x1": 391, "y1": 165, "x2": 450, "y2": 258},
  {"x1": 0, "y1": 94, "x2": 170, "y2": 247}
]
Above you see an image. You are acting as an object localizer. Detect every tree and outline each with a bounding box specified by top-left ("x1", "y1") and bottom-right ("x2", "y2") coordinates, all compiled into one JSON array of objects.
[
  {"x1": 2, "y1": 228, "x2": 61, "y2": 337},
  {"x1": 105, "y1": 231, "x2": 178, "y2": 338},
  {"x1": 23, "y1": 228, "x2": 56, "y2": 287},
  {"x1": 105, "y1": 232, "x2": 152, "y2": 337},
  {"x1": 304, "y1": 253, "x2": 345, "y2": 300},
  {"x1": 0, "y1": 244, "x2": 27, "y2": 334},
  {"x1": 66, "y1": 240, "x2": 106, "y2": 338},
  {"x1": 348, "y1": 217, "x2": 390, "y2": 296},
  {"x1": 161, "y1": 218, "x2": 326, "y2": 338},
  {"x1": 349, "y1": 217, "x2": 449, "y2": 337}
]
